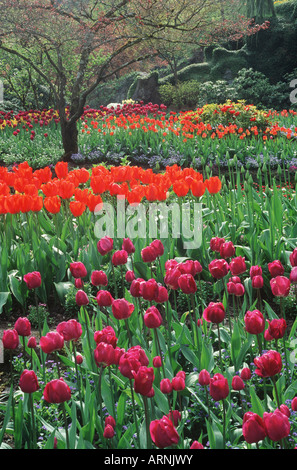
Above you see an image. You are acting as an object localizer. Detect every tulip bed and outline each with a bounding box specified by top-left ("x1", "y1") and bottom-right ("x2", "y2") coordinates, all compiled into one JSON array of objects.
[
  {"x1": 1, "y1": 109, "x2": 297, "y2": 450},
  {"x1": 1, "y1": 157, "x2": 297, "y2": 451},
  {"x1": 1, "y1": 101, "x2": 297, "y2": 170}
]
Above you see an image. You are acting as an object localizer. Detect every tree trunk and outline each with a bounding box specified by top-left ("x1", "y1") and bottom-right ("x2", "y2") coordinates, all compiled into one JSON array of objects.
[{"x1": 60, "y1": 120, "x2": 79, "y2": 162}]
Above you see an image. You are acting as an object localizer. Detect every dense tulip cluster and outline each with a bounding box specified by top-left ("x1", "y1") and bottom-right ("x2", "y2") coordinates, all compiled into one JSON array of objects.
[
  {"x1": 0, "y1": 161, "x2": 221, "y2": 216},
  {"x1": 2, "y1": 191, "x2": 297, "y2": 452}
]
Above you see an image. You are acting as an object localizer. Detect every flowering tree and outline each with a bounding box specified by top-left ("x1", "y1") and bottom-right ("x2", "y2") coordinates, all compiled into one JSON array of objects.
[{"x1": 0, "y1": 0, "x2": 269, "y2": 160}]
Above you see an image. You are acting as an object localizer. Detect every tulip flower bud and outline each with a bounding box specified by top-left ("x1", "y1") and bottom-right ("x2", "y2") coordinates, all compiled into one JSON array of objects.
[
  {"x1": 198, "y1": 369, "x2": 211, "y2": 386},
  {"x1": 240, "y1": 367, "x2": 251, "y2": 381},
  {"x1": 232, "y1": 375, "x2": 245, "y2": 391},
  {"x1": 190, "y1": 441, "x2": 204, "y2": 449},
  {"x1": 19, "y1": 369, "x2": 39, "y2": 394},
  {"x1": 160, "y1": 378, "x2": 173, "y2": 394},
  {"x1": 125, "y1": 270, "x2": 135, "y2": 283},
  {"x1": 27, "y1": 336, "x2": 37, "y2": 349},
  {"x1": 153, "y1": 356, "x2": 162, "y2": 368},
  {"x1": 75, "y1": 290, "x2": 89, "y2": 306}
]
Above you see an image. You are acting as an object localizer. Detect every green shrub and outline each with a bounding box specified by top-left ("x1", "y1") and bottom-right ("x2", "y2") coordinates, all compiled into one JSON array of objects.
[
  {"x1": 159, "y1": 80, "x2": 200, "y2": 108},
  {"x1": 197, "y1": 80, "x2": 238, "y2": 106}
]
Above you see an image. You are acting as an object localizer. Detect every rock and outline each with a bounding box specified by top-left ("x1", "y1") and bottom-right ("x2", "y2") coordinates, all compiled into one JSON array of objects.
[{"x1": 131, "y1": 72, "x2": 161, "y2": 104}]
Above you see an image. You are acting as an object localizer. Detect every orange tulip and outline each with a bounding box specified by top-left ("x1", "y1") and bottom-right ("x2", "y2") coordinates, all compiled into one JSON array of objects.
[
  {"x1": 205, "y1": 176, "x2": 222, "y2": 194},
  {"x1": 69, "y1": 201, "x2": 86, "y2": 217},
  {"x1": 191, "y1": 180, "x2": 206, "y2": 198},
  {"x1": 44, "y1": 196, "x2": 61, "y2": 214}
]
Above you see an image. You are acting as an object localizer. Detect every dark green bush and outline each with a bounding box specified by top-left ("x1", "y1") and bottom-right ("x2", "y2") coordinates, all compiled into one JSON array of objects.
[{"x1": 159, "y1": 80, "x2": 200, "y2": 108}]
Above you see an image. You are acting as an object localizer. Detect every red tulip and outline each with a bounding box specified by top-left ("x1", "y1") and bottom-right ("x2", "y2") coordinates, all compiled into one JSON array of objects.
[
  {"x1": 242, "y1": 412, "x2": 267, "y2": 444},
  {"x1": 190, "y1": 441, "x2": 204, "y2": 449},
  {"x1": 103, "y1": 424, "x2": 115, "y2": 439},
  {"x1": 97, "y1": 236, "x2": 113, "y2": 256},
  {"x1": 133, "y1": 366, "x2": 155, "y2": 396},
  {"x1": 280, "y1": 404, "x2": 290, "y2": 418},
  {"x1": 270, "y1": 276, "x2": 291, "y2": 297},
  {"x1": 76, "y1": 354, "x2": 83, "y2": 364},
  {"x1": 105, "y1": 415, "x2": 116, "y2": 428},
  {"x1": 23, "y1": 271, "x2": 41, "y2": 290},
  {"x1": 2, "y1": 329, "x2": 19, "y2": 349},
  {"x1": 160, "y1": 378, "x2": 173, "y2": 394},
  {"x1": 19, "y1": 369, "x2": 39, "y2": 394},
  {"x1": 141, "y1": 245, "x2": 158, "y2": 263},
  {"x1": 178, "y1": 273, "x2": 197, "y2": 294},
  {"x1": 14, "y1": 317, "x2": 31, "y2": 337},
  {"x1": 155, "y1": 284, "x2": 169, "y2": 303},
  {"x1": 150, "y1": 416, "x2": 179, "y2": 448},
  {"x1": 244, "y1": 310, "x2": 265, "y2": 335},
  {"x1": 227, "y1": 281, "x2": 245, "y2": 296},
  {"x1": 94, "y1": 326, "x2": 117, "y2": 348},
  {"x1": 267, "y1": 318, "x2": 287, "y2": 340},
  {"x1": 94, "y1": 342, "x2": 115, "y2": 367},
  {"x1": 130, "y1": 278, "x2": 145, "y2": 298},
  {"x1": 75, "y1": 290, "x2": 89, "y2": 306},
  {"x1": 254, "y1": 350, "x2": 282, "y2": 378},
  {"x1": 198, "y1": 369, "x2": 211, "y2": 386},
  {"x1": 219, "y1": 241, "x2": 235, "y2": 259},
  {"x1": 150, "y1": 239, "x2": 164, "y2": 257},
  {"x1": 144, "y1": 306, "x2": 163, "y2": 329},
  {"x1": 252, "y1": 275, "x2": 264, "y2": 289},
  {"x1": 290, "y1": 267, "x2": 297, "y2": 284},
  {"x1": 91, "y1": 270, "x2": 108, "y2": 287},
  {"x1": 43, "y1": 378, "x2": 71, "y2": 403},
  {"x1": 118, "y1": 345, "x2": 149, "y2": 379},
  {"x1": 290, "y1": 248, "x2": 297, "y2": 267},
  {"x1": 240, "y1": 367, "x2": 251, "y2": 381},
  {"x1": 167, "y1": 410, "x2": 182, "y2": 427},
  {"x1": 232, "y1": 375, "x2": 245, "y2": 391},
  {"x1": 208, "y1": 259, "x2": 229, "y2": 279},
  {"x1": 27, "y1": 336, "x2": 37, "y2": 349},
  {"x1": 40, "y1": 331, "x2": 64, "y2": 354},
  {"x1": 69, "y1": 262, "x2": 87, "y2": 279},
  {"x1": 209, "y1": 373, "x2": 229, "y2": 401},
  {"x1": 164, "y1": 266, "x2": 181, "y2": 290},
  {"x1": 96, "y1": 290, "x2": 114, "y2": 307},
  {"x1": 122, "y1": 237, "x2": 135, "y2": 254},
  {"x1": 210, "y1": 237, "x2": 225, "y2": 252},
  {"x1": 229, "y1": 256, "x2": 246, "y2": 276},
  {"x1": 172, "y1": 375, "x2": 185, "y2": 391},
  {"x1": 203, "y1": 302, "x2": 225, "y2": 324},
  {"x1": 112, "y1": 250, "x2": 128, "y2": 266},
  {"x1": 125, "y1": 270, "x2": 135, "y2": 283},
  {"x1": 139, "y1": 278, "x2": 159, "y2": 302},
  {"x1": 153, "y1": 356, "x2": 162, "y2": 368},
  {"x1": 56, "y1": 319, "x2": 82, "y2": 342},
  {"x1": 263, "y1": 409, "x2": 290, "y2": 441},
  {"x1": 250, "y1": 265, "x2": 262, "y2": 278},
  {"x1": 111, "y1": 298, "x2": 134, "y2": 320},
  {"x1": 291, "y1": 397, "x2": 297, "y2": 411},
  {"x1": 268, "y1": 260, "x2": 285, "y2": 278}
]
